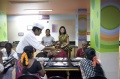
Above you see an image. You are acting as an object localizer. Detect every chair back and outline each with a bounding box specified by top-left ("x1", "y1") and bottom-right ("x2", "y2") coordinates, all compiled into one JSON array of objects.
[
  {"x1": 17, "y1": 74, "x2": 39, "y2": 79},
  {"x1": 49, "y1": 76, "x2": 65, "y2": 79}
]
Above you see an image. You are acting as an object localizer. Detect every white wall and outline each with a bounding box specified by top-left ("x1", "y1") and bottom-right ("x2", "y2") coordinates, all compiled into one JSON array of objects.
[
  {"x1": 7, "y1": 14, "x2": 91, "y2": 43},
  {"x1": 100, "y1": 52, "x2": 119, "y2": 79},
  {"x1": 7, "y1": 14, "x2": 76, "y2": 43},
  {"x1": 87, "y1": 15, "x2": 90, "y2": 41}
]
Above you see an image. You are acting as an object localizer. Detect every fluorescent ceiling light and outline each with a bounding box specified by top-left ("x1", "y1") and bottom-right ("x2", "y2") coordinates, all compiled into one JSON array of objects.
[{"x1": 24, "y1": 9, "x2": 53, "y2": 11}]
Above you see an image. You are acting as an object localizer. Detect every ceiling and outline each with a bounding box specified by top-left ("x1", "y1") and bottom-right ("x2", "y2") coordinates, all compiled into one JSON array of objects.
[{"x1": 7, "y1": 0, "x2": 90, "y2": 15}]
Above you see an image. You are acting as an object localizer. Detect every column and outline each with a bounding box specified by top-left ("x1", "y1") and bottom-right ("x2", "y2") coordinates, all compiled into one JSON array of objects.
[
  {"x1": 90, "y1": 0, "x2": 120, "y2": 79},
  {"x1": 76, "y1": 9, "x2": 87, "y2": 48}
]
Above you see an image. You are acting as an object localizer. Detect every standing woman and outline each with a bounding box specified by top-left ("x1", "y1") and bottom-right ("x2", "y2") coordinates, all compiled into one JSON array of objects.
[
  {"x1": 59, "y1": 26, "x2": 72, "y2": 58},
  {"x1": 42, "y1": 29, "x2": 55, "y2": 46}
]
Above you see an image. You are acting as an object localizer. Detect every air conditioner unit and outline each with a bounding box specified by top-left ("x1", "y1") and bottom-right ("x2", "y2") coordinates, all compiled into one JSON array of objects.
[{"x1": 9, "y1": 0, "x2": 49, "y2": 3}]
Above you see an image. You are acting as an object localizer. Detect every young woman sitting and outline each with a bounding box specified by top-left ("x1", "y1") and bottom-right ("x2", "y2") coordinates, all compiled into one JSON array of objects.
[
  {"x1": 79, "y1": 48, "x2": 106, "y2": 79},
  {"x1": 16, "y1": 46, "x2": 46, "y2": 79}
]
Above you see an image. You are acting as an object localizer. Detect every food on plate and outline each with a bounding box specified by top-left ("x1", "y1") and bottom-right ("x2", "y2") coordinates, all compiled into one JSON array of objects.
[{"x1": 53, "y1": 62, "x2": 64, "y2": 66}]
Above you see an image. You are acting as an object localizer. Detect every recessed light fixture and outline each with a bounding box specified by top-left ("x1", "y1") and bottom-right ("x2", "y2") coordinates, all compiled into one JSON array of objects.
[{"x1": 24, "y1": 9, "x2": 53, "y2": 11}]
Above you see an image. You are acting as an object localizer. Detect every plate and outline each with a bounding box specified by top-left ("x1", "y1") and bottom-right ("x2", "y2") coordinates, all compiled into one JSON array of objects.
[
  {"x1": 49, "y1": 62, "x2": 69, "y2": 67},
  {"x1": 51, "y1": 58, "x2": 68, "y2": 62},
  {"x1": 71, "y1": 62, "x2": 80, "y2": 67},
  {"x1": 70, "y1": 57, "x2": 83, "y2": 62}
]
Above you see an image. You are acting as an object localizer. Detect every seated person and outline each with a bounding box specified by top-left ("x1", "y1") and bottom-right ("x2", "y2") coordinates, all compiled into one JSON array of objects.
[
  {"x1": 0, "y1": 52, "x2": 4, "y2": 74},
  {"x1": 76, "y1": 41, "x2": 88, "y2": 58},
  {"x1": 42, "y1": 29, "x2": 55, "y2": 46},
  {"x1": 46, "y1": 42, "x2": 67, "y2": 78},
  {"x1": 79, "y1": 48, "x2": 106, "y2": 79},
  {"x1": 16, "y1": 46, "x2": 46, "y2": 79},
  {"x1": 49, "y1": 41, "x2": 67, "y2": 58},
  {"x1": 0, "y1": 43, "x2": 18, "y2": 79},
  {"x1": 38, "y1": 41, "x2": 67, "y2": 58}
]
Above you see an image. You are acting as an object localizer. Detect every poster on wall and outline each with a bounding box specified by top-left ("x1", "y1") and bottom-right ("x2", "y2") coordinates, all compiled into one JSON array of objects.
[{"x1": 52, "y1": 24, "x2": 58, "y2": 33}]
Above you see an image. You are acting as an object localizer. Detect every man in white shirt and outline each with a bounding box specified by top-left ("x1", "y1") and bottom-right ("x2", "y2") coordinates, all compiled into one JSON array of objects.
[
  {"x1": 0, "y1": 43, "x2": 18, "y2": 79},
  {"x1": 1, "y1": 43, "x2": 18, "y2": 60},
  {"x1": 16, "y1": 23, "x2": 54, "y2": 58}
]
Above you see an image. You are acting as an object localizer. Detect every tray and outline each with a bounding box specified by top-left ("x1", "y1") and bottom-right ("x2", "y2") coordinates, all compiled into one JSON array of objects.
[
  {"x1": 48, "y1": 62, "x2": 69, "y2": 67},
  {"x1": 71, "y1": 62, "x2": 80, "y2": 67},
  {"x1": 51, "y1": 58, "x2": 68, "y2": 62},
  {"x1": 70, "y1": 57, "x2": 83, "y2": 62},
  {"x1": 37, "y1": 57, "x2": 49, "y2": 62}
]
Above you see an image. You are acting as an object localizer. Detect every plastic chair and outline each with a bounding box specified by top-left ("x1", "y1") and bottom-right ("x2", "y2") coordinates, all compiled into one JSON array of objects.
[
  {"x1": 49, "y1": 76, "x2": 65, "y2": 79},
  {"x1": 89, "y1": 75, "x2": 107, "y2": 79},
  {"x1": 17, "y1": 74, "x2": 39, "y2": 79}
]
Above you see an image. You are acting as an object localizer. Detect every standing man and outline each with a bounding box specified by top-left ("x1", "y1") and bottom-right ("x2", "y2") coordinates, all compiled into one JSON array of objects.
[
  {"x1": 16, "y1": 23, "x2": 48, "y2": 58},
  {"x1": 42, "y1": 29, "x2": 55, "y2": 46}
]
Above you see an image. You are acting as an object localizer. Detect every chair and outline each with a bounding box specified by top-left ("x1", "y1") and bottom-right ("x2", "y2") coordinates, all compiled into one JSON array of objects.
[
  {"x1": 49, "y1": 76, "x2": 65, "y2": 79},
  {"x1": 17, "y1": 74, "x2": 39, "y2": 79},
  {"x1": 89, "y1": 75, "x2": 107, "y2": 79}
]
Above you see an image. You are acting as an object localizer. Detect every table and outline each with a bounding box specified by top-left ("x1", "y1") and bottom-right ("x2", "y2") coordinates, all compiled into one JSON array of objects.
[{"x1": 44, "y1": 59, "x2": 80, "y2": 79}]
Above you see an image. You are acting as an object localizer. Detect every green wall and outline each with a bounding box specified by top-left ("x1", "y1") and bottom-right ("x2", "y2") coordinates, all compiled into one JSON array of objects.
[
  {"x1": 0, "y1": 11, "x2": 7, "y2": 41},
  {"x1": 100, "y1": 0, "x2": 120, "y2": 52},
  {"x1": 0, "y1": 0, "x2": 7, "y2": 41},
  {"x1": 90, "y1": 0, "x2": 120, "y2": 52},
  {"x1": 90, "y1": 0, "x2": 101, "y2": 51}
]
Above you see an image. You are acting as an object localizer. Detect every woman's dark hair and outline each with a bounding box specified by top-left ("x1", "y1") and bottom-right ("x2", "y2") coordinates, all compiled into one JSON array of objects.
[
  {"x1": 85, "y1": 48, "x2": 105, "y2": 77},
  {"x1": 5, "y1": 43, "x2": 12, "y2": 48},
  {"x1": 23, "y1": 46, "x2": 34, "y2": 59},
  {"x1": 32, "y1": 26, "x2": 41, "y2": 32},
  {"x1": 59, "y1": 26, "x2": 67, "y2": 35},
  {"x1": 85, "y1": 48, "x2": 96, "y2": 60},
  {"x1": 22, "y1": 46, "x2": 34, "y2": 74},
  {"x1": 46, "y1": 29, "x2": 50, "y2": 36}
]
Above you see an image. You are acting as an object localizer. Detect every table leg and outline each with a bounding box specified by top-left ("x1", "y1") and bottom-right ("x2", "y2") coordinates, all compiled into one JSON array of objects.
[{"x1": 66, "y1": 71, "x2": 70, "y2": 79}]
